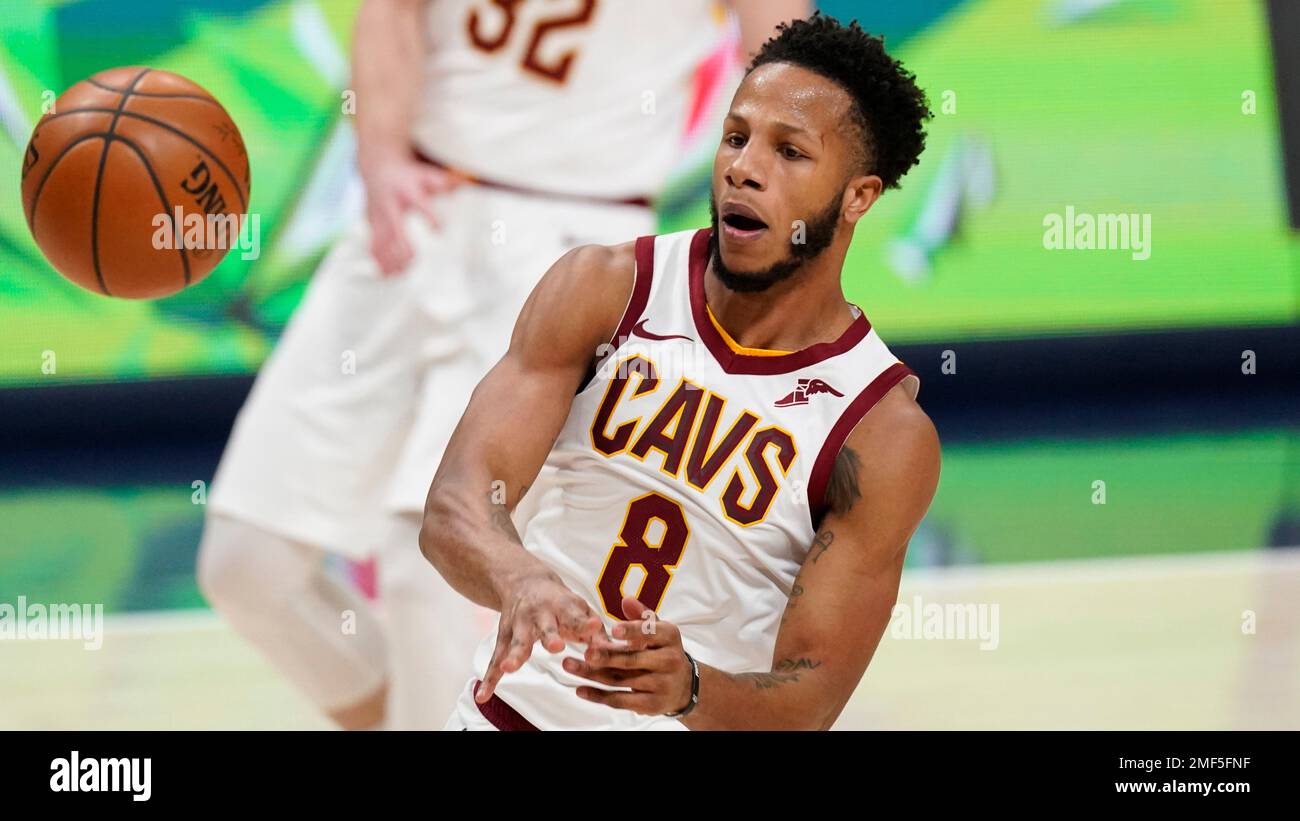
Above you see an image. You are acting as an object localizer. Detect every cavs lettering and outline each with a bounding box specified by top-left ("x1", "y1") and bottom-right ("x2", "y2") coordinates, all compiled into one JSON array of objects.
[{"x1": 589, "y1": 354, "x2": 796, "y2": 528}]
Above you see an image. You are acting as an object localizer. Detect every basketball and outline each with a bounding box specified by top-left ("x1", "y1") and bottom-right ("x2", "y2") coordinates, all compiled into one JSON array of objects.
[{"x1": 20, "y1": 66, "x2": 251, "y2": 299}]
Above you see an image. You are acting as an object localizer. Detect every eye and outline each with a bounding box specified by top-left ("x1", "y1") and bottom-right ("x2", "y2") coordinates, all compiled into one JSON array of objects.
[
  {"x1": 725, "y1": 133, "x2": 747, "y2": 148},
  {"x1": 780, "y1": 145, "x2": 804, "y2": 160}
]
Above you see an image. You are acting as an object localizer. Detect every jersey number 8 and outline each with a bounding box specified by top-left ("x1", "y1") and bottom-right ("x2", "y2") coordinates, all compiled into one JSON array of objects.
[{"x1": 596, "y1": 492, "x2": 689, "y2": 618}]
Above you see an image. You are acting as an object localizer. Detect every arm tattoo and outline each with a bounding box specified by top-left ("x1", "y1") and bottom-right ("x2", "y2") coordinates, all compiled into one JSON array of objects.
[
  {"x1": 737, "y1": 657, "x2": 822, "y2": 690},
  {"x1": 824, "y1": 445, "x2": 862, "y2": 515},
  {"x1": 774, "y1": 657, "x2": 822, "y2": 672},
  {"x1": 810, "y1": 529, "x2": 833, "y2": 564},
  {"x1": 737, "y1": 671, "x2": 800, "y2": 690},
  {"x1": 779, "y1": 531, "x2": 832, "y2": 627},
  {"x1": 780, "y1": 581, "x2": 804, "y2": 626}
]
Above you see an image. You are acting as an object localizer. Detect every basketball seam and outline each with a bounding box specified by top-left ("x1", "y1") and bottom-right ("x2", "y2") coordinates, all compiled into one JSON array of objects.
[
  {"x1": 26, "y1": 133, "x2": 109, "y2": 231},
  {"x1": 86, "y1": 76, "x2": 222, "y2": 106},
  {"x1": 29, "y1": 106, "x2": 249, "y2": 212},
  {"x1": 90, "y1": 67, "x2": 152, "y2": 296},
  {"x1": 121, "y1": 110, "x2": 249, "y2": 212},
  {"x1": 28, "y1": 109, "x2": 111, "y2": 126},
  {"x1": 110, "y1": 134, "x2": 193, "y2": 287}
]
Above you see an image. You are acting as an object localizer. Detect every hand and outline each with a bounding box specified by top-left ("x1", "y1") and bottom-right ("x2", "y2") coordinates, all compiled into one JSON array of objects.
[
  {"x1": 563, "y1": 596, "x2": 694, "y2": 716},
  {"x1": 476, "y1": 572, "x2": 608, "y2": 705},
  {"x1": 361, "y1": 154, "x2": 466, "y2": 276}
]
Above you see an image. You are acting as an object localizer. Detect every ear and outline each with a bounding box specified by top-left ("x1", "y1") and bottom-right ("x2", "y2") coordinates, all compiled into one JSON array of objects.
[{"x1": 842, "y1": 174, "x2": 884, "y2": 225}]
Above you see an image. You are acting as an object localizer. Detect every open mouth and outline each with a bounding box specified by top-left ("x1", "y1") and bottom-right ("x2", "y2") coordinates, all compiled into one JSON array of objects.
[
  {"x1": 722, "y1": 213, "x2": 769, "y2": 232},
  {"x1": 720, "y1": 202, "x2": 769, "y2": 238}
]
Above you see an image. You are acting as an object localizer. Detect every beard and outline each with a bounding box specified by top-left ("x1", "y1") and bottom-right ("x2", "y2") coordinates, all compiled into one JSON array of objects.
[{"x1": 708, "y1": 194, "x2": 841, "y2": 293}]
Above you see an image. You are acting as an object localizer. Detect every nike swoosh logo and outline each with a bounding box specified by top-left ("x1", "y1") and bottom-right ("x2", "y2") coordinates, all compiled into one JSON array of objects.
[{"x1": 632, "y1": 319, "x2": 693, "y2": 342}]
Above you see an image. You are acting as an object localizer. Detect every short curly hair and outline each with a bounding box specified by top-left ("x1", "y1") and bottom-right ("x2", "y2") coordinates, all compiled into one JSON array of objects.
[{"x1": 748, "y1": 14, "x2": 932, "y2": 189}]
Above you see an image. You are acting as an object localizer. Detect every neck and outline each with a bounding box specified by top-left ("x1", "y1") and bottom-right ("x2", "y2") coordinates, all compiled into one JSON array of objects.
[{"x1": 704, "y1": 238, "x2": 856, "y2": 352}]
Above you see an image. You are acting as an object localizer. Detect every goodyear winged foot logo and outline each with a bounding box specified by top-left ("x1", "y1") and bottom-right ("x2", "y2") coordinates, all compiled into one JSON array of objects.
[{"x1": 775, "y1": 378, "x2": 843, "y2": 407}]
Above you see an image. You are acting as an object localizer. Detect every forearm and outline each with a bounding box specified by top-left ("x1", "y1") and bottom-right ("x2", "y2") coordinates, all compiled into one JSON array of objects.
[
  {"x1": 419, "y1": 471, "x2": 559, "y2": 612},
  {"x1": 680, "y1": 655, "x2": 842, "y2": 731},
  {"x1": 352, "y1": 0, "x2": 426, "y2": 173}
]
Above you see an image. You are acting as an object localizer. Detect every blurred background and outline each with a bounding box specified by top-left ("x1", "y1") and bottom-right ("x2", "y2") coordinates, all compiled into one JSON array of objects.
[{"x1": 0, "y1": 0, "x2": 1296, "y2": 729}]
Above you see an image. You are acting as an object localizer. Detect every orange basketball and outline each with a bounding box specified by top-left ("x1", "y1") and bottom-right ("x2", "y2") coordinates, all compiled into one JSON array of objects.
[{"x1": 20, "y1": 66, "x2": 251, "y2": 299}]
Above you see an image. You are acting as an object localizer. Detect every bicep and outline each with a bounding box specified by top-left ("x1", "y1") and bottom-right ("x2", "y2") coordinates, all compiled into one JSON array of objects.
[
  {"x1": 771, "y1": 387, "x2": 941, "y2": 719},
  {"x1": 431, "y1": 243, "x2": 634, "y2": 507},
  {"x1": 436, "y1": 352, "x2": 576, "y2": 508}
]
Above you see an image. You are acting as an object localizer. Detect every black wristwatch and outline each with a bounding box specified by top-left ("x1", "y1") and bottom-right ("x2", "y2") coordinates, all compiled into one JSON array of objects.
[{"x1": 666, "y1": 650, "x2": 700, "y2": 718}]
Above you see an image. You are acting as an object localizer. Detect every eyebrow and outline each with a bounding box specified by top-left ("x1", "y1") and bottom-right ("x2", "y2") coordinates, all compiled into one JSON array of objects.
[{"x1": 724, "y1": 112, "x2": 816, "y2": 140}]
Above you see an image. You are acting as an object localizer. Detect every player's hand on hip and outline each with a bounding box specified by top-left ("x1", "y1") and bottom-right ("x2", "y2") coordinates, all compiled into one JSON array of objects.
[
  {"x1": 476, "y1": 573, "x2": 608, "y2": 705},
  {"x1": 362, "y1": 156, "x2": 466, "y2": 276},
  {"x1": 564, "y1": 596, "x2": 694, "y2": 717}
]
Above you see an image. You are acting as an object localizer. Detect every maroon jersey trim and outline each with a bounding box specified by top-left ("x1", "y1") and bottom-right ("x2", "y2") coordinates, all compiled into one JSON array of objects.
[
  {"x1": 606, "y1": 235, "x2": 657, "y2": 354},
  {"x1": 806, "y1": 361, "x2": 917, "y2": 524},
  {"x1": 473, "y1": 680, "x2": 541, "y2": 731},
  {"x1": 687, "y1": 228, "x2": 872, "y2": 376}
]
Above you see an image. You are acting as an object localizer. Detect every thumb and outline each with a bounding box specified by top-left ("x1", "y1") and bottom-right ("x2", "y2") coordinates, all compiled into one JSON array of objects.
[{"x1": 620, "y1": 595, "x2": 648, "y2": 622}]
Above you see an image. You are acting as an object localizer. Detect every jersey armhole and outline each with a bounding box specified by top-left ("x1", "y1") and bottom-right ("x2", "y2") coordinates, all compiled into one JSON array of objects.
[
  {"x1": 578, "y1": 235, "x2": 656, "y2": 394},
  {"x1": 806, "y1": 361, "x2": 918, "y2": 527},
  {"x1": 608, "y1": 235, "x2": 656, "y2": 350}
]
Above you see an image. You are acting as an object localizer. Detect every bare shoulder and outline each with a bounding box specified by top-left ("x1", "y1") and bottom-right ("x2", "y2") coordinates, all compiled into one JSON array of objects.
[
  {"x1": 547, "y1": 241, "x2": 637, "y2": 293},
  {"x1": 531, "y1": 241, "x2": 636, "y2": 327},
  {"x1": 854, "y1": 381, "x2": 940, "y2": 460},
  {"x1": 509, "y1": 240, "x2": 640, "y2": 368},
  {"x1": 553, "y1": 240, "x2": 637, "y2": 288},
  {"x1": 855, "y1": 382, "x2": 940, "y2": 480}
]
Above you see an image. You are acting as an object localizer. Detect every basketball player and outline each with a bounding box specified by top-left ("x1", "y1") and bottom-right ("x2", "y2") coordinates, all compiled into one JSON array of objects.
[
  {"x1": 197, "y1": 0, "x2": 808, "y2": 730},
  {"x1": 425, "y1": 15, "x2": 940, "y2": 730}
]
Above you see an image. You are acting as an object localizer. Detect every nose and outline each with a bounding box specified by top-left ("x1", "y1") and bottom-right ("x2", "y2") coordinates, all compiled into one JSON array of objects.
[{"x1": 724, "y1": 145, "x2": 765, "y2": 192}]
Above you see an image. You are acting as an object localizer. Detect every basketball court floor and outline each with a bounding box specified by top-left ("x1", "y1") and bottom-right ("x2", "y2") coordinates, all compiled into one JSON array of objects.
[{"x1": 3, "y1": 547, "x2": 1297, "y2": 730}]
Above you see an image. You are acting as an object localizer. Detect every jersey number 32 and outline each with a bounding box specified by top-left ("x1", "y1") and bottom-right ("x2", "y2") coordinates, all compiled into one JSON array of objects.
[{"x1": 466, "y1": 0, "x2": 598, "y2": 84}]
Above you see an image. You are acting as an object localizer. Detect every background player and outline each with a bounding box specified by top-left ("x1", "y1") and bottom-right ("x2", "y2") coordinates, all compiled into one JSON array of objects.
[
  {"x1": 196, "y1": 0, "x2": 809, "y2": 730},
  {"x1": 423, "y1": 15, "x2": 941, "y2": 730}
]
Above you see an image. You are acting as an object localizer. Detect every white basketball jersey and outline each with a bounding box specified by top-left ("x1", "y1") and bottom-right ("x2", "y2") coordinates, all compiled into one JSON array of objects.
[
  {"x1": 411, "y1": 0, "x2": 729, "y2": 199},
  {"x1": 474, "y1": 228, "x2": 920, "y2": 730}
]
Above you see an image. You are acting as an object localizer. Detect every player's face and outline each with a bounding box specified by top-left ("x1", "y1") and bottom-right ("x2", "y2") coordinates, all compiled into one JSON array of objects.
[{"x1": 710, "y1": 62, "x2": 862, "y2": 289}]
